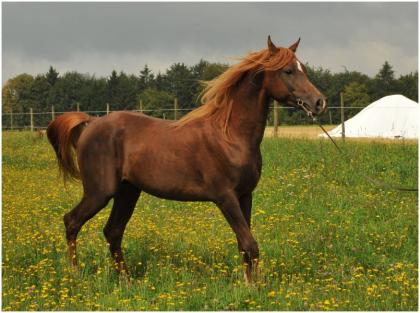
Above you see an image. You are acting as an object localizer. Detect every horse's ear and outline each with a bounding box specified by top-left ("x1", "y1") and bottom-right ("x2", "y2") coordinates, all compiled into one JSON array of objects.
[
  {"x1": 267, "y1": 35, "x2": 279, "y2": 55},
  {"x1": 289, "y1": 38, "x2": 301, "y2": 53}
]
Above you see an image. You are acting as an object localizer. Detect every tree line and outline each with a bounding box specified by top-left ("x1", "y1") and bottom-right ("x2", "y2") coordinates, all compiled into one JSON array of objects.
[{"x1": 2, "y1": 59, "x2": 418, "y2": 127}]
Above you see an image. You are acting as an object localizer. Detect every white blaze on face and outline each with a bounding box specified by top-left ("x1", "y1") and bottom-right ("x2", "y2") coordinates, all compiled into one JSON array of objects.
[{"x1": 296, "y1": 60, "x2": 303, "y2": 72}]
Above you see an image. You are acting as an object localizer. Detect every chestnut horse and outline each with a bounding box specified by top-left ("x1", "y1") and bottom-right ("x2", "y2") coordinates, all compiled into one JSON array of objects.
[{"x1": 47, "y1": 36, "x2": 326, "y2": 283}]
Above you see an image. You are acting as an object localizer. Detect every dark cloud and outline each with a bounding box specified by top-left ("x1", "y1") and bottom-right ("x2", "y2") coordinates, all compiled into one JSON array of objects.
[{"x1": 2, "y1": 2, "x2": 418, "y2": 82}]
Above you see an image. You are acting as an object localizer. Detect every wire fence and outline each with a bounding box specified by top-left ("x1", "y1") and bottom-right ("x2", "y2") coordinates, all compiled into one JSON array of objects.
[{"x1": 1, "y1": 101, "x2": 380, "y2": 132}]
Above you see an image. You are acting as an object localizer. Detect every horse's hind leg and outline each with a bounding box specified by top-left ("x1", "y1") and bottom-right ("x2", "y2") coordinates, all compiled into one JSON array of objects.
[
  {"x1": 63, "y1": 194, "x2": 111, "y2": 266},
  {"x1": 103, "y1": 181, "x2": 140, "y2": 275}
]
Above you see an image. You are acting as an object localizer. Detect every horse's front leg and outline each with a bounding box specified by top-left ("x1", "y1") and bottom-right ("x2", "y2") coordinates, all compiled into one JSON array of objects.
[
  {"x1": 216, "y1": 192, "x2": 259, "y2": 284},
  {"x1": 238, "y1": 193, "x2": 259, "y2": 282}
]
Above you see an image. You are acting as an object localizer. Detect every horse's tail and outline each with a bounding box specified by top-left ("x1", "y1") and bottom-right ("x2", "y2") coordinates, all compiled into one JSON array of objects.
[{"x1": 47, "y1": 112, "x2": 93, "y2": 181}]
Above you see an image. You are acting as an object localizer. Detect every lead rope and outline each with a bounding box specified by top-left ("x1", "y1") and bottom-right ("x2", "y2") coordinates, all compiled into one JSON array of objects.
[{"x1": 296, "y1": 99, "x2": 418, "y2": 192}]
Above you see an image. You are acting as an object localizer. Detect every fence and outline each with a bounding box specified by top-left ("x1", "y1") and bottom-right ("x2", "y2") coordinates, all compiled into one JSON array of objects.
[
  {"x1": 1, "y1": 105, "x2": 365, "y2": 128},
  {"x1": 1, "y1": 102, "x2": 368, "y2": 136}
]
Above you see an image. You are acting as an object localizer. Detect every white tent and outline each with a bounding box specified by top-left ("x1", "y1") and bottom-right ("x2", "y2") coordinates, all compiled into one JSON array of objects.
[{"x1": 321, "y1": 95, "x2": 419, "y2": 139}]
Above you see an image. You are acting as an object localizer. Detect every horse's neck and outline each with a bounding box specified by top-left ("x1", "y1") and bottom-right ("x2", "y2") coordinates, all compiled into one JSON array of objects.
[{"x1": 228, "y1": 75, "x2": 270, "y2": 150}]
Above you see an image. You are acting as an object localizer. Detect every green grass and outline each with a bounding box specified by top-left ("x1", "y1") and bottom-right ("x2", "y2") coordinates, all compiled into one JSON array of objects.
[{"x1": 2, "y1": 131, "x2": 418, "y2": 310}]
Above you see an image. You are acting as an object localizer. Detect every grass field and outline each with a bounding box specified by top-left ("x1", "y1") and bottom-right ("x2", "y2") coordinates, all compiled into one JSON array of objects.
[
  {"x1": 2, "y1": 131, "x2": 418, "y2": 310},
  {"x1": 264, "y1": 125, "x2": 335, "y2": 138}
]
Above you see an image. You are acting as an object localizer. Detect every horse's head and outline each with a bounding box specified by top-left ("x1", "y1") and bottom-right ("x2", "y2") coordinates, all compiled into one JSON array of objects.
[{"x1": 262, "y1": 36, "x2": 327, "y2": 117}]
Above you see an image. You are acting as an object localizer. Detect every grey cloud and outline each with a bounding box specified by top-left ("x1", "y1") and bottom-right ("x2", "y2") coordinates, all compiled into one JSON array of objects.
[{"x1": 2, "y1": 2, "x2": 418, "y2": 82}]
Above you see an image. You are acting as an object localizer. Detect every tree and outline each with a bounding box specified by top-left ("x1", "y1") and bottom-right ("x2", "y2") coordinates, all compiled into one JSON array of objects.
[
  {"x1": 342, "y1": 82, "x2": 370, "y2": 119},
  {"x1": 138, "y1": 64, "x2": 155, "y2": 91},
  {"x1": 376, "y1": 61, "x2": 395, "y2": 86},
  {"x1": 370, "y1": 61, "x2": 397, "y2": 100},
  {"x1": 191, "y1": 60, "x2": 229, "y2": 103},
  {"x1": 3, "y1": 57, "x2": 417, "y2": 128},
  {"x1": 138, "y1": 88, "x2": 175, "y2": 118},
  {"x1": 86, "y1": 76, "x2": 108, "y2": 111},
  {"x1": 107, "y1": 70, "x2": 119, "y2": 106},
  {"x1": 395, "y1": 71, "x2": 418, "y2": 102},
  {"x1": 105, "y1": 71, "x2": 138, "y2": 110},
  {"x1": 191, "y1": 59, "x2": 228, "y2": 81},
  {"x1": 191, "y1": 59, "x2": 209, "y2": 80},
  {"x1": 48, "y1": 72, "x2": 85, "y2": 112},
  {"x1": 72, "y1": 74, "x2": 108, "y2": 112},
  {"x1": 164, "y1": 63, "x2": 196, "y2": 109},
  {"x1": 46, "y1": 66, "x2": 59, "y2": 86},
  {"x1": 154, "y1": 72, "x2": 168, "y2": 91},
  {"x1": 2, "y1": 74, "x2": 35, "y2": 113},
  {"x1": 30, "y1": 74, "x2": 50, "y2": 111},
  {"x1": 343, "y1": 82, "x2": 370, "y2": 107},
  {"x1": 117, "y1": 73, "x2": 138, "y2": 110},
  {"x1": 200, "y1": 62, "x2": 228, "y2": 81}
]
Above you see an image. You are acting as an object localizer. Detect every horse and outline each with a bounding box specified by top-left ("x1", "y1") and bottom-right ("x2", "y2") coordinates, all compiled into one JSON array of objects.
[{"x1": 47, "y1": 36, "x2": 327, "y2": 283}]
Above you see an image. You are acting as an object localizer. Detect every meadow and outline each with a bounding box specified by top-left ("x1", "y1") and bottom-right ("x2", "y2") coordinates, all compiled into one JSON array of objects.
[{"x1": 2, "y1": 130, "x2": 418, "y2": 310}]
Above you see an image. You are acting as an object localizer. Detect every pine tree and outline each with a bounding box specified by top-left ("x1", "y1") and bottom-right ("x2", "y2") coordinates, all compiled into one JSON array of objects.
[
  {"x1": 139, "y1": 64, "x2": 155, "y2": 90},
  {"x1": 165, "y1": 63, "x2": 195, "y2": 108},
  {"x1": 376, "y1": 61, "x2": 395, "y2": 85},
  {"x1": 370, "y1": 61, "x2": 397, "y2": 100},
  {"x1": 107, "y1": 70, "x2": 119, "y2": 106},
  {"x1": 46, "y1": 66, "x2": 59, "y2": 86}
]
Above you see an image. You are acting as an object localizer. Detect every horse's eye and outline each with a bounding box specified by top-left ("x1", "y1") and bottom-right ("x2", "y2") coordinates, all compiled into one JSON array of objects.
[{"x1": 284, "y1": 69, "x2": 293, "y2": 75}]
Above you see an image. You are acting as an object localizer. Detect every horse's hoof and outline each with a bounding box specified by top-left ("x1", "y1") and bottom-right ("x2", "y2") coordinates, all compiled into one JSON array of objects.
[
  {"x1": 118, "y1": 272, "x2": 132, "y2": 285},
  {"x1": 244, "y1": 270, "x2": 252, "y2": 285}
]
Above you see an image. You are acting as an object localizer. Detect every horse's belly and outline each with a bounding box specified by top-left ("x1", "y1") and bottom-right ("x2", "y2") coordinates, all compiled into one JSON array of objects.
[
  {"x1": 141, "y1": 186, "x2": 210, "y2": 202},
  {"x1": 124, "y1": 152, "x2": 211, "y2": 201},
  {"x1": 132, "y1": 175, "x2": 211, "y2": 202}
]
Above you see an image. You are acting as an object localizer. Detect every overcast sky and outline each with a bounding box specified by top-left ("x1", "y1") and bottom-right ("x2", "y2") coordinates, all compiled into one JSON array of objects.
[{"x1": 2, "y1": 2, "x2": 418, "y2": 84}]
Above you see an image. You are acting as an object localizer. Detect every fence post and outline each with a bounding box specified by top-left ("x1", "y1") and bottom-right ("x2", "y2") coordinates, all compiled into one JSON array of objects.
[
  {"x1": 139, "y1": 99, "x2": 144, "y2": 113},
  {"x1": 106, "y1": 103, "x2": 110, "y2": 115},
  {"x1": 328, "y1": 110, "x2": 332, "y2": 125},
  {"x1": 10, "y1": 109, "x2": 13, "y2": 131},
  {"x1": 30, "y1": 108, "x2": 34, "y2": 132},
  {"x1": 273, "y1": 100, "x2": 279, "y2": 138},
  {"x1": 76, "y1": 102, "x2": 80, "y2": 112},
  {"x1": 340, "y1": 92, "x2": 345, "y2": 141},
  {"x1": 174, "y1": 98, "x2": 178, "y2": 120},
  {"x1": 51, "y1": 105, "x2": 55, "y2": 121}
]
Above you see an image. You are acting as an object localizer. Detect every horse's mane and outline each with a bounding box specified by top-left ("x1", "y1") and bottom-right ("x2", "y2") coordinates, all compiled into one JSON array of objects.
[{"x1": 173, "y1": 47, "x2": 295, "y2": 133}]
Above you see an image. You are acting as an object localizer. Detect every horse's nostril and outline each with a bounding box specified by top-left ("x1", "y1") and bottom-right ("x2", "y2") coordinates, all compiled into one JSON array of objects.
[
  {"x1": 315, "y1": 98, "x2": 327, "y2": 113},
  {"x1": 316, "y1": 99, "x2": 323, "y2": 111}
]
